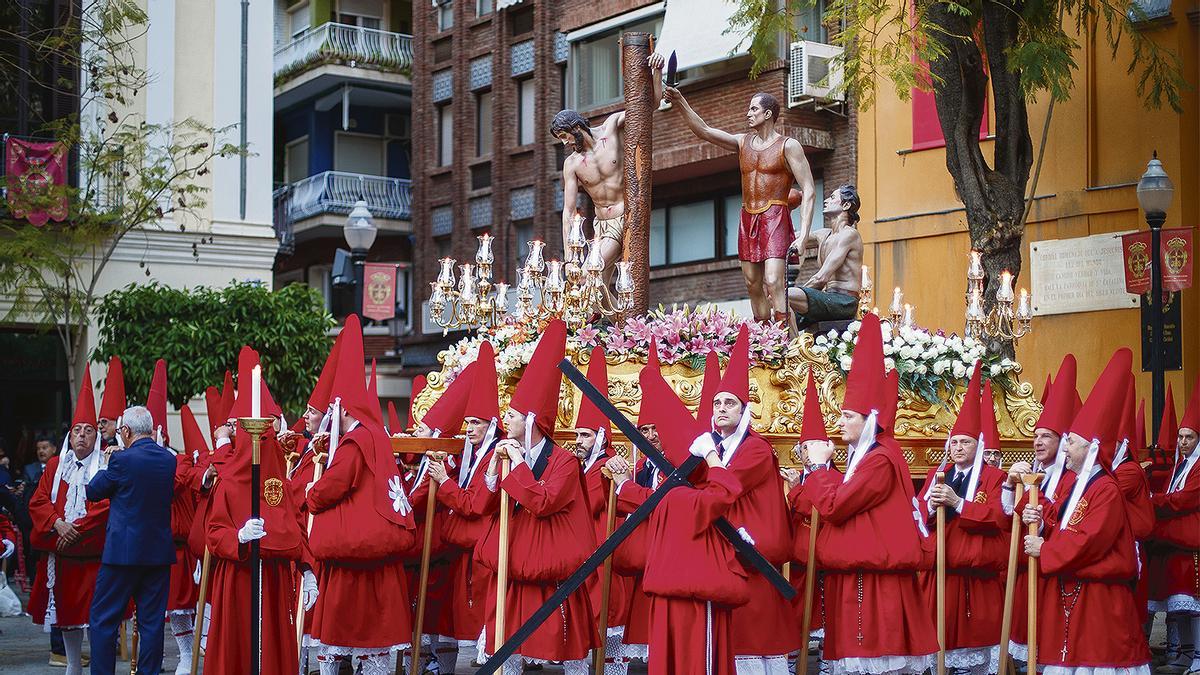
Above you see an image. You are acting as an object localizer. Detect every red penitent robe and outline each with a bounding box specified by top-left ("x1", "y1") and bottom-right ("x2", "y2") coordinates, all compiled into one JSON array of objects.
[
  {"x1": 1113, "y1": 459, "x2": 1156, "y2": 624},
  {"x1": 612, "y1": 458, "x2": 657, "y2": 653},
  {"x1": 475, "y1": 442, "x2": 599, "y2": 661},
  {"x1": 643, "y1": 465, "x2": 747, "y2": 675},
  {"x1": 437, "y1": 442, "x2": 497, "y2": 642},
  {"x1": 583, "y1": 447, "x2": 633, "y2": 632},
  {"x1": 168, "y1": 451, "x2": 201, "y2": 612},
  {"x1": 1008, "y1": 468, "x2": 1078, "y2": 656},
  {"x1": 915, "y1": 464, "x2": 1008, "y2": 661},
  {"x1": 787, "y1": 471, "x2": 832, "y2": 636},
  {"x1": 806, "y1": 441, "x2": 939, "y2": 666},
  {"x1": 1036, "y1": 471, "x2": 1151, "y2": 669},
  {"x1": 1149, "y1": 460, "x2": 1199, "y2": 605},
  {"x1": 307, "y1": 428, "x2": 415, "y2": 652},
  {"x1": 406, "y1": 462, "x2": 456, "y2": 639},
  {"x1": 285, "y1": 441, "x2": 320, "y2": 640},
  {"x1": 27, "y1": 453, "x2": 110, "y2": 628},
  {"x1": 721, "y1": 432, "x2": 801, "y2": 657},
  {"x1": 204, "y1": 472, "x2": 305, "y2": 675},
  {"x1": 187, "y1": 440, "x2": 234, "y2": 559}
]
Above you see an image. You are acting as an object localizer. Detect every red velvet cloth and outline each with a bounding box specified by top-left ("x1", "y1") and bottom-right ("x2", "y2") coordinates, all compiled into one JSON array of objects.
[{"x1": 738, "y1": 204, "x2": 793, "y2": 262}]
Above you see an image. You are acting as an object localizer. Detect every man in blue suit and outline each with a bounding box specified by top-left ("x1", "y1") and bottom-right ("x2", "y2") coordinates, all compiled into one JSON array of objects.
[{"x1": 86, "y1": 405, "x2": 177, "y2": 675}]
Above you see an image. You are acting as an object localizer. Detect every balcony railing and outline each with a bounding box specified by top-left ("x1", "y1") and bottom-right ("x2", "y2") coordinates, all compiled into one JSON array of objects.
[
  {"x1": 274, "y1": 22, "x2": 414, "y2": 83},
  {"x1": 277, "y1": 171, "x2": 412, "y2": 227}
]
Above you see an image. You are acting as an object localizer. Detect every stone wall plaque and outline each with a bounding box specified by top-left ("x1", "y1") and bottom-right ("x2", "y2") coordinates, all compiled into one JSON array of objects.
[{"x1": 1029, "y1": 232, "x2": 1141, "y2": 316}]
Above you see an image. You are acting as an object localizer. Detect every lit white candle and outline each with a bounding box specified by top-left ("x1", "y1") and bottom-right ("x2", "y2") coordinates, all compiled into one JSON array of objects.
[
  {"x1": 861, "y1": 265, "x2": 873, "y2": 290},
  {"x1": 1017, "y1": 288, "x2": 1031, "y2": 319},
  {"x1": 968, "y1": 250, "x2": 984, "y2": 279},
  {"x1": 251, "y1": 365, "x2": 261, "y2": 418},
  {"x1": 902, "y1": 303, "x2": 915, "y2": 328},
  {"x1": 890, "y1": 287, "x2": 903, "y2": 315},
  {"x1": 997, "y1": 270, "x2": 1014, "y2": 302},
  {"x1": 476, "y1": 233, "x2": 494, "y2": 265}
]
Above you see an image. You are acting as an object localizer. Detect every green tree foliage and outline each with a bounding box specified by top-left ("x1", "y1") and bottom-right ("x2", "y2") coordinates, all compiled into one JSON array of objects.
[
  {"x1": 0, "y1": 1, "x2": 243, "y2": 398},
  {"x1": 91, "y1": 282, "x2": 335, "y2": 417}
]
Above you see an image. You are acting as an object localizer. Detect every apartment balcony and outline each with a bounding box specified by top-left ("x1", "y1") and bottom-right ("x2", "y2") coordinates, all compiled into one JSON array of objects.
[
  {"x1": 273, "y1": 171, "x2": 412, "y2": 249},
  {"x1": 274, "y1": 23, "x2": 414, "y2": 108}
]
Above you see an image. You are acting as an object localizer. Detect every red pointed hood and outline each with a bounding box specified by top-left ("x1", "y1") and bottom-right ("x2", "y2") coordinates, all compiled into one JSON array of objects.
[
  {"x1": 696, "y1": 351, "x2": 721, "y2": 425},
  {"x1": 307, "y1": 329, "x2": 344, "y2": 413},
  {"x1": 574, "y1": 346, "x2": 612, "y2": 440},
  {"x1": 368, "y1": 359, "x2": 383, "y2": 424},
  {"x1": 981, "y1": 379, "x2": 1001, "y2": 451},
  {"x1": 880, "y1": 369, "x2": 900, "y2": 434},
  {"x1": 638, "y1": 341, "x2": 705, "y2": 470},
  {"x1": 1135, "y1": 398, "x2": 1146, "y2": 459},
  {"x1": 408, "y1": 374, "x2": 427, "y2": 429},
  {"x1": 842, "y1": 313, "x2": 885, "y2": 417},
  {"x1": 146, "y1": 359, "x2": 169, "y2": 446},
  {"x1": 950, "y1": 362, "x2": 983, "y2": 439},
  {"x1": 1068, "y1": 348, "x2": 1132, "y2": 452},
  {"x1": 1111, "y1": 377, "x2": 1139, "y2": 467},
  {"x1": 329, "y1": 314, "x2": 378, "y2": 426},
  {"x1": 227, "y1": 347, "x2": 282, "y2": 420},
  {"x1": 715, "y1": 324, "x2": 751, "y2": 405},
  {"x1": 798, "y1": 372, "x2": 830, "y2": 445},
  {"x1": 637, "y1": 341, "x2": 662, "y2": 427},
  {"x1": 218, "y1": 369, "x2": 235, "y2": 421},
  {"x1": 98, "y1": 356, "x2": 126, "y2": 421},
  {"x1": 1039, "y1": 373, "x2": 1052, "y2": 407},
  {"x1": 423, "y1": 362, "x2": 476, "y2": 435},
  {"x1": 507, "y1": 319, "x2": 567, "y2": 437},
  {"x1": 71, "y1": 373, "x2": 97, "y2": 429},
  {"x1": 204, "y1": 386, "x2": 222, "y2": 437},
  {"x1": 387, "y1": 402, "x2": 403, "y2": 435},
  {"x1": 1179, "y1": 374, "x2": 1200, "y2": 436},
  {"x1": 180, "y1": 405, "x2": 211, "y2": 456},
  {"x1": 1158, "y1": 384, "x2": 1178, "y2": 453},
  {"x1": 1036, "y1": 354, "x2": 1078, "y2": 436},
  {"x1": 463, "y1": 342, "x2": 501, "y2": 423}
]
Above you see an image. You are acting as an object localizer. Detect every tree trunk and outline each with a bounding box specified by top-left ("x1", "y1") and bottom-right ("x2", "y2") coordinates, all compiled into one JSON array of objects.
[{"x1": 922, "y1": 2, "x2": 1032, "y2": 357}]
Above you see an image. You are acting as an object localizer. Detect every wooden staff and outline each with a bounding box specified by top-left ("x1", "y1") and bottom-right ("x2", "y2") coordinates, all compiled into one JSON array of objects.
[
  {"x1": 796, "y1": 506, "x2": 820, "y2": 675},
  {"x1": 592, "y1": 464, "x2": 620, "y2": 673},
  {"x1": 130, "y1": 609, "x2": 139, "y2": 675},
  {"x1": 494, "y1": 455, "x2": 512, "y2": 655},
  {"x1": 997, "y1": 482, "x2": 1025, "y2": 675},
  {"x1": 408, "y1": 461, "x2": 439, "y2": 675},
  {"x1": 191, "y1": 548, "x2": 212, "y2": 674},
  {"x1": 935, "y1": 471, "x2": 946, "y2": 675},
  {"x1": 295, "y1": 448, "x2": 328, "y2": 665},
  {"x1": 1021, "y1": 474, "x2": 1043, "y2": 673},
  {"x1": 781, "y1": 478, "x2": 793, "y2": 579}
]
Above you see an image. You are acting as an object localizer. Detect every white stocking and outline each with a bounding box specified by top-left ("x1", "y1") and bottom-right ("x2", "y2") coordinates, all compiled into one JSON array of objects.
[
  {"x1": 602, "y1": 629, "x2": 630, "y2": 675},
  {"x1": 562, "y1": 658, "x2": 590, "y2": 675},
  {"x1": 62, "y1": 628, "x2": 84, "y2": 675},
  {"x1": 317, "y1": 653, "x2": 342, "y2": 675},
  {"x1": 170, "y1": 612, "x2": 195, "y2": 675},
  {"x1": 434, "y1": 635, "x2": 459, "y2": 673},
  {"x1": 1190, "y1": 617, "x2": 1200, "y2": 671},
  {"x1": 359, "y1": 651, "x2": 393, "y2": 675},
  {"x1": 500, "y1": 654, "x2": 523, "y2": 675}
]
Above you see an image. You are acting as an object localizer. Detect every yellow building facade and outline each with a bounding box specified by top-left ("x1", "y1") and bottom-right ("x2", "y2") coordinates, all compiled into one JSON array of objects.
[{"x1": 856, "y1": 9, "x2": 1199, "y2": 409}]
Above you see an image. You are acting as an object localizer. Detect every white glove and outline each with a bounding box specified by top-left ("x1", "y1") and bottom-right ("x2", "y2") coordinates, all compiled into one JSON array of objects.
[
  {"x1": 0, "y1": 539, "x2": 13, "y2": 559},
  {"x1": 237, "y1": 518, "x2": 266, "y2": 544},
  {"x1": 193, "y1": 560, "x2": 202, "y2": 584},
  {"x1": 736, "y1": 527, "x2": 756, "y2": 546},
  {"x1": 301, "y1": 570, "x2": 319, "y2": 611},
  {"x1": 688, "y1": 433, "x2": 717, "y2": 459}
]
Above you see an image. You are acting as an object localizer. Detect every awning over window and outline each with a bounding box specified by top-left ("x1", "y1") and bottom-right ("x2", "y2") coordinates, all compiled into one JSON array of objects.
[
  {"x1": 655, "y1": 0, "x2": 748, "y2": 71},
  {"x1": 496, "y1": 0, "x2": 526, "y2": 9}
]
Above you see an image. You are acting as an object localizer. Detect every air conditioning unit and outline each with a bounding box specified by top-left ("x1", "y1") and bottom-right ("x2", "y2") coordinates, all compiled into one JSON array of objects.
[{"x1": 788, "y1": 40, "x2": 845, "y2": 107}]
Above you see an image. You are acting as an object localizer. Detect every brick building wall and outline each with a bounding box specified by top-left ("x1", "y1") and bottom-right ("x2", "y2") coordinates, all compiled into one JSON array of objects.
[{"x1": 406, "y1": 0, "x2": 856, "y2": 369}]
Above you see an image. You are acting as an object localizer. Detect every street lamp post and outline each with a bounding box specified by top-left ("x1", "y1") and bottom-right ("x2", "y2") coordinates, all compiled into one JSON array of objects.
[
  {"x1": 1136, "y1": 152, "x2": 1174, "y2": 455},
  {"x1": 344, "y1": 200, "x2": 378, "y2": 320}
]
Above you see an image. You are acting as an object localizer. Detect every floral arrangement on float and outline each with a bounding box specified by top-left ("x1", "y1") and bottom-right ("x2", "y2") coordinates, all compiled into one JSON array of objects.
[{"x1": 811, "y1": 320, "x2": 1021, "y2": 404}]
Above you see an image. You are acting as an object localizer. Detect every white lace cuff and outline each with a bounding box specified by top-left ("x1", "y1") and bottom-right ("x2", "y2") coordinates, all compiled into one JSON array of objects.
[{"x1": 485, "y1": 473, "x2": 498, "y2": 492}]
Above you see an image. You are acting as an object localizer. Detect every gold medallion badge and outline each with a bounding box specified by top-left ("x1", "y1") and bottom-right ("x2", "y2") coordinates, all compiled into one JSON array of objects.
[
  {"x1": 264, "y1": 478, "x2": 285, "y2": 507},
  {"x1": 1068, "y1": 498, "x2": 1088, "y2": 527},
  {"x1": 974, "y1": 491, "x2": 988, "y2": 504},
  {"x1": 1165, "y1": 236, "x2": 1188, "y2": 276}
]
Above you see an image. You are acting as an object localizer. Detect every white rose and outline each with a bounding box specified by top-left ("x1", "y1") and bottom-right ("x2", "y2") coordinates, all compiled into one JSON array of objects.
[
  {"x1": 966, "y1": 362, "x2": 976, "y2": 377},
  {"x1": 933, "y1": 335, "x2": 946, "y2": 346},
  {"x1": 841, "y1": 331, "x2": 853, "y2": 342},
  {"x1": 933, "y1": 360, "x2": 949, "y2": 376},
  {"x1": 952, "y1": 362, "x2": 966, "y2": 379},
  {"x1": 884, "y1": 357, "x2": 896, "y2": 371},
  {"x1": 990, "y1": 364, "x2": 1001, "y2": 377},
  {"x1": 827, "y1": 329, "x2": 839, "y2": 341},
  {"x1": 848, "y1": 321, "x2": 862, "y2": 332},
  {"x1": 923, "y1": 348, "x2": 938, "y2": 360},
  {"x1": 1000, "y1": 358, "x2": 1014, "y2": 368},
  {"x1": 839, "y1": 355, "x2": 853, "y2": 371},
  {"x1": 916, "y1": 364, "x2": 928, "y2": 375},
  {"x1": 883, "y1": 343, "x2": 896, "y2": 356}
]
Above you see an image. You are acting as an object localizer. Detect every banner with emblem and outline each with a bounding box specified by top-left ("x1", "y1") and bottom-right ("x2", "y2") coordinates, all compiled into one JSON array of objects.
[
  {"x1": 4, "y1": 137, "x2": 69, "y2": 226},
  {"x1": 362, "y1": 262, "x2": 398, "y2": 321},
  {"x1": 1120, "y1": 231, "x2": 1152, "y2": 295},
  {"x1": 1160, "y1": 227, "x2": 1192, "y2": 292}
]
